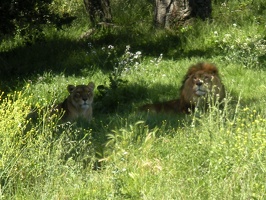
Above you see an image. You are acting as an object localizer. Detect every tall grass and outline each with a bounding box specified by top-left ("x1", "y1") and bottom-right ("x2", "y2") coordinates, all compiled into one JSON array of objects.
[
  {"x1": 1, "y1": 90, "x2": 265, "y2": 198},
  {"x1": 1, "y1": 0, "x2": 266, "y2": 199}
]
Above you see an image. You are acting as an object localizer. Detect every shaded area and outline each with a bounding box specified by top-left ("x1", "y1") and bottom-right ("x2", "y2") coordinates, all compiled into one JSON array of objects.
[
  {"x1": 1, "y1": 26, "x2": 263, "y2": 119},
  {"x1": 94, "y1": 81, "x2": 150, "y2": 114},
  {"x1": 0, "y1": 27, "x2": 217, "y2": 91}
]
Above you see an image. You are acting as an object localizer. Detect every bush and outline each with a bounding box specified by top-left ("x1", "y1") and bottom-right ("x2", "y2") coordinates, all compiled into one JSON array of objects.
[
  {"x1": 0, "y1": 0, "x2": 77, "y2": 43},
  {"x1": 0, "y1": 91, "x2": 96, "y2": 198}
]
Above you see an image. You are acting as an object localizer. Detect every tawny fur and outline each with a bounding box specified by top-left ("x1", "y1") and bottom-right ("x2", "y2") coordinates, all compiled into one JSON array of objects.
[
  {"x1": 140, "y1": 62, "x2": 225, "y2": 114},
  {"x1": 54, "y1": 82, "x2": 95, "y2": 122}
]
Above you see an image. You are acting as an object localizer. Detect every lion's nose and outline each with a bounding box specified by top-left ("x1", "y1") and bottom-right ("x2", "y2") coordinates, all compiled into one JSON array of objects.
[
  {"x1": 82, "y1": 97, "x2": 88, "y2": 101},
  {"x1": 196, "y1": 81, "x2": 203, "y2": 86}
]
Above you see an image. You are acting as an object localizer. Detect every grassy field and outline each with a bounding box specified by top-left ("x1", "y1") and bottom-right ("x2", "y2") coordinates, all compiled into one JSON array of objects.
[{"x1": 1, "y1": 0, "x2": 266, "y2": 199}]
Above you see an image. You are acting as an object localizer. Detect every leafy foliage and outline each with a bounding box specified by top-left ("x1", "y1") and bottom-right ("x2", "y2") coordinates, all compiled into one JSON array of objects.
[
  {"x1": 91, "y1": 45, "x2": 146, "y2": 113},
  {"x1": 209, "y1": 25, "x2": 266, "y2": 68},
  {"x1": 0, "y1": 0, "x2": 266, "y2": 199},
  {"x1": 0, "y1": 0, "x2": 76, "y2": 42}
]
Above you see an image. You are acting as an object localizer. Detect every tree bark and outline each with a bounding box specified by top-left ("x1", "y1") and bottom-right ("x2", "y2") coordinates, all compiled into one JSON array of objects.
[
  {"x1": 154, "y1": 0, "x2": 212, "y2": 28},
  {"x1": 83, "y1": 0, "x2": 112, "y2": 27}
]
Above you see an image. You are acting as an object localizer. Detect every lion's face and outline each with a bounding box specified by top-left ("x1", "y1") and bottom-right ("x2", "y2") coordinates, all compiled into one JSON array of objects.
[
  {"x1": 67, "y1": 82, "x2": 95, "y2": 110},
  {"x1": 181, "y1": 66, "x2": 225, "y2": 106},
  {"x1": 139, "y1": 62, "x2": 225, "y2": 114},
  {"x1": 192, "y1": 71, "x2": 220, "y2": 97}
]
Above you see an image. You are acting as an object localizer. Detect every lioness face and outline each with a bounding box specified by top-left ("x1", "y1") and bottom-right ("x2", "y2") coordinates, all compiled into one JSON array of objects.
[
  {"x1": 67, "y1": 82, "x2": 95, "y2": 110},
  {"x1": 191, "y1": 71, "x2": 220, "y2": 97}
]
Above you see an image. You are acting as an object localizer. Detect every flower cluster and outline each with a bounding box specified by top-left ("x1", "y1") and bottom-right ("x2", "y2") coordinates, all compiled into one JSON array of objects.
[
  {"x1": 212, "y1": 24, "x2": 266, "y2": 68},
  {"x1": 230, "y1": 108, "x2": 266, "y2": 162},
  {"x1": 87, "y1": 43, "x2": 143, "y2": 78},
  {"x1": 115, "y1": 45, "x2": 142, "y2": 76}
]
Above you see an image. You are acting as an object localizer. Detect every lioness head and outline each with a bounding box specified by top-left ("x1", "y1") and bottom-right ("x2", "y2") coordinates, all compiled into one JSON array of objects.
[
  {"x1": 67, "y1": 82, "x2": 95, "y2": 110},
  {"x1": 180, "y1": 63, "x2": 225, "y2": 110}
]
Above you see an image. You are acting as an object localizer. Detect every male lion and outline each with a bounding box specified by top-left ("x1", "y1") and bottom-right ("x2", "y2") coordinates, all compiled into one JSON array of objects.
[
  {"x1": 54, "y1": 82, "x2": 95, "y2": 123},
  {"x1": 140, "y1": 62, "x2": 225, "y2": 113}
]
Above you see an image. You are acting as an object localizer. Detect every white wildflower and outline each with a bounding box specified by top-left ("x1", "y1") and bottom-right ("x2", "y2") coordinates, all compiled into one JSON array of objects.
[{"x1": 108, "y1": 45, "x2": 114, "y2": 49}]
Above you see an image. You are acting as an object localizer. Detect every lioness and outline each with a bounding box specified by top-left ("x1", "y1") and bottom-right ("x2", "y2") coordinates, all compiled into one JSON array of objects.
[
  {"x1": 140, "y1": 62, "x2": 225, "y2": 113},
  {"x1": 54, "y1": 82, "x2": 95, "y2": 123},
  {"x1": 27, "y1": 82, "x2": 95, "y2": 123}
]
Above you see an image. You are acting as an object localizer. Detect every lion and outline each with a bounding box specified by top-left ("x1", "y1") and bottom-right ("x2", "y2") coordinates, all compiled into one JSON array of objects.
[
  {"x1": 54, "y1": 82, "x2": 95, "y2": 123},
  {"x1": 27, "y1": 82, "x2": 95, "y2": 124},
  {"x1": 140, "y1": 62, "x2": 225, "y2": 114}
]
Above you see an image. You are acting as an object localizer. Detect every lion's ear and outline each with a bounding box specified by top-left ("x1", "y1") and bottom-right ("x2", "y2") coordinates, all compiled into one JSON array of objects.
[
  {"x1": 67, "y1": 85, "x2": 76, "y2": 93},
  {"x1": 186, "y1": 68, "x2": 197, "y2": 77},
  {"x1": 209, "y1": 68, "x2": 218, "y2": 76},
  {"x1": 88, "y1": 82, "x2": 95, "y2": 91},
  {"x1": 203, "y1": 63, "x2": 218, "y2": 75},
  {"x1": 209, "y1": 66, "x2": 218, "y2": 75}
]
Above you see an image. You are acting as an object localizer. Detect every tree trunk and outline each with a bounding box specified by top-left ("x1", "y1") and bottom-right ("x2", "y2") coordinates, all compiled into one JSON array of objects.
[
  {"x1": 83, "y1": 0, "x2": 112, "y2": 27},
  {"x1": 154, "y1": 0, "x2": 212, "y2": 28}
]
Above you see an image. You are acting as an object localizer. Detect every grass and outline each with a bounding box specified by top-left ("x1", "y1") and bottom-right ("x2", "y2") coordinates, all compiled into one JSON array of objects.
[{"x1": 1, "y1": 0, "x2": 266, "y2": 199}]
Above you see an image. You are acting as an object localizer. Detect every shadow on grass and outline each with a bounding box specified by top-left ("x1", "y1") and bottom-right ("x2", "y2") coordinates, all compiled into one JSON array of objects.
[
  {"x1": 91, "y1": 80, "x2": 189, "y2": 141},
  {"x1": 0, "y1": 27, "x2": 218, "y2": 92},
  {"x1": 0, "y1": 37, "x2": 90, "y2": 80}
]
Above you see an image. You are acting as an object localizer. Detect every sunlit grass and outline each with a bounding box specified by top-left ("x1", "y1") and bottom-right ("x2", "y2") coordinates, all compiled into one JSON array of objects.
[
  {"x1": 1, "y1": 0, "x2": 266, "y2": 199},
  {"x1": 1, "y1": 56, "x2": 265, "y2": 199}
]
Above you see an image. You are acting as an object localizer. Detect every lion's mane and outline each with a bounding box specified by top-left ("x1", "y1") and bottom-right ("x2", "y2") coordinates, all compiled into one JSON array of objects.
[{"x1": 140, "y1": 62, "x2": 225, "y2": 113}]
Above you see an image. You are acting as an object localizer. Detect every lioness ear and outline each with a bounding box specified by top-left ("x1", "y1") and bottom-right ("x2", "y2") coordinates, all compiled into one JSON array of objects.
[
  {"x1": 67, "y1": 85, "x2": 76, "y2": 93},
  {"x1": 88, "y1": 82, "x2": 95, "y2": 91}
]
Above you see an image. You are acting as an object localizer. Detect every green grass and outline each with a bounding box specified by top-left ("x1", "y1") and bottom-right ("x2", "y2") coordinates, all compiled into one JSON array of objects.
[{"x1": 1, "y1": 0, "x2": 266, "y2": 199}]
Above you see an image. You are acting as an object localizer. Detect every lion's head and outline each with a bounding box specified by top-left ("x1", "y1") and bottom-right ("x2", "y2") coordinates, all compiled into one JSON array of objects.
[
  {"x1": 67, "y1": 82, "x2": 95, "y2": 110},
  {"x1": 138, "y1": 62, "x2": 225, "y2": 114},
  {"x1": 180, "y1": 63, "x2": 225, "y2": 112}
]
